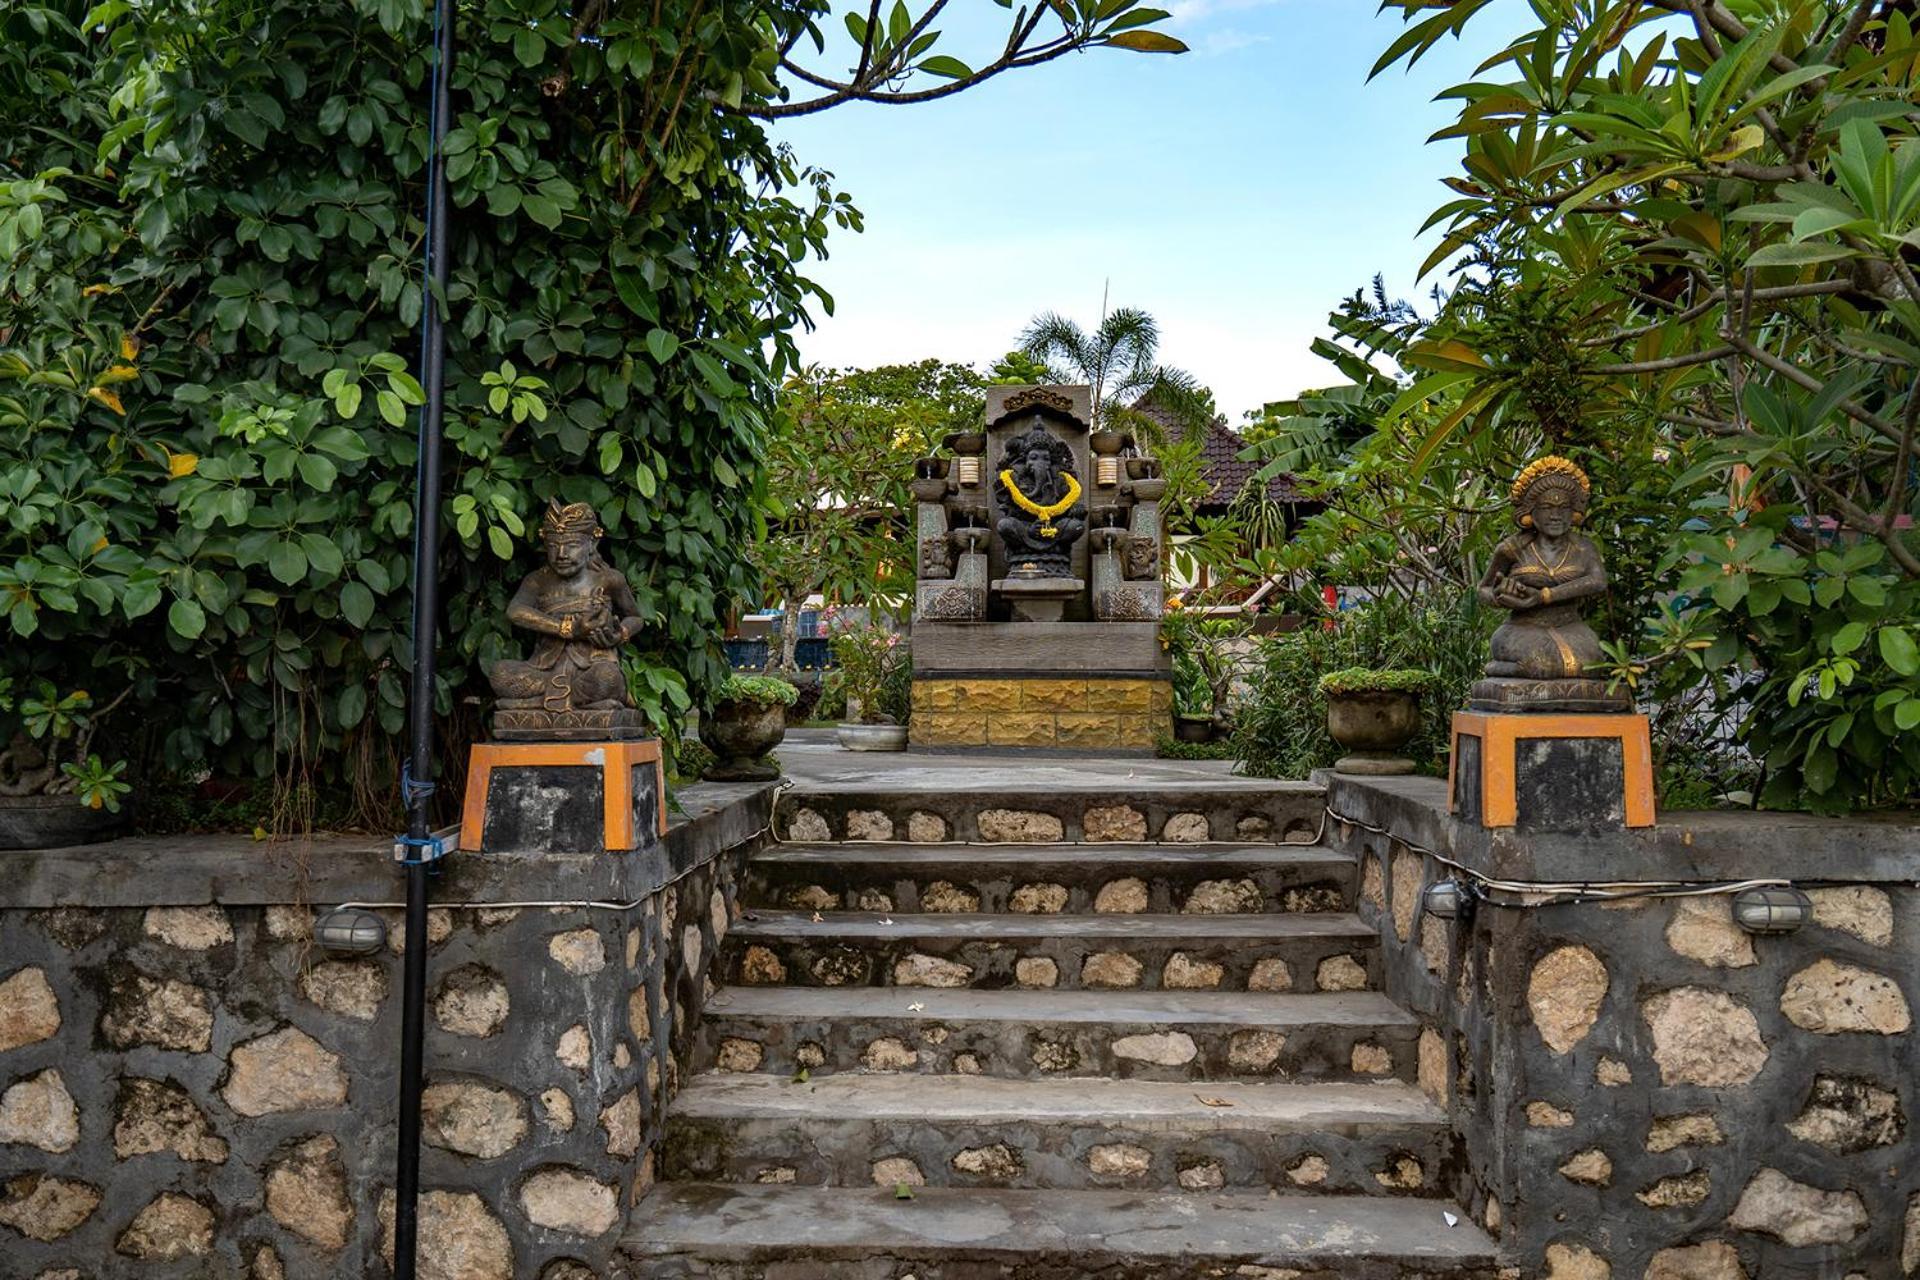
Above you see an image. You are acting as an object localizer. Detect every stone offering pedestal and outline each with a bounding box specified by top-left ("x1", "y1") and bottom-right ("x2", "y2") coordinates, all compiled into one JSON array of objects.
[
  {"x1": 459, "y1": 739, "x2": 666, "y2": 854},
  {"x1": 992, "y1": 576, "x2": 1084, "y2": 623},
  {"x1": 1448, "y1": 711, "x2": 1654, "y2": 831}
]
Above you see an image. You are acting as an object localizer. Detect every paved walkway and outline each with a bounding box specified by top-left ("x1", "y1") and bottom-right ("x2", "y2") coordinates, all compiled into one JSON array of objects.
[{"x1": 778, "y1": 727, "x2": 1296, "y2": 793}]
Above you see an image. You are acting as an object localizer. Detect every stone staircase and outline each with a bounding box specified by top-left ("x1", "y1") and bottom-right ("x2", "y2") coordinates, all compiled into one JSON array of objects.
[{"x1": 623, "y1": 773, "x2": 1498, "y2": 1278}]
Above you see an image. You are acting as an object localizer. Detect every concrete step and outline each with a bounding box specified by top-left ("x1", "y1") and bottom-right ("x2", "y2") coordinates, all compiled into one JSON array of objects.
[
  {"x1": 622, "y1": 1183, "x2": 1500, "y2": 1278},
  {"x1": 722, "y1": 910, "x2": 1378, "y2": 993},
  {"x1": 774, "y1": 775, "x2": 1325, "y2": 847},
  {"x1": 748, "y1": 842, "x2": 1355, "y2": 914},
  {"x1": 662, "y1": 1073, "x2": 1451, "y2": 1195},
  {"x1": 696, "y1": 987, "x2": 1419, "y2": 1082}
]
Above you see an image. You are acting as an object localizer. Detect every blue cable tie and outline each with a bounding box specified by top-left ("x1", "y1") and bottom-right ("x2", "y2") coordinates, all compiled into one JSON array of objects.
[
  {"x1": 393, "y1": 832, "x2": 451, "y2": 866},
  {"x1": 401, "y1": 762, "x2": 438, "y2": 805}
]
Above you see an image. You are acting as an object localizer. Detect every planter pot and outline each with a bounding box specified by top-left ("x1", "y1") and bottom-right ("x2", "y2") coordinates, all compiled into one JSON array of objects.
[
  {"x1": 1172, "y1": 714, "x2": 1217, "y2": 744},
  {"x1": 0, "y1": 793, "x2": 129, "y2": 851},
  {"x1": 698, "y1": 698, "x2": 787, "y2": 781},
  {"x1": 836, "y1": 723, "x2": 908, "y2": 752},
  {"x1": 1326, "y1": 688, "x2": 1422, "y2": 776}
]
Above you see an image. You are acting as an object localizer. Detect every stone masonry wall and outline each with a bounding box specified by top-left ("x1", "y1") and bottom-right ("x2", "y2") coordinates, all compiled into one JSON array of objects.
[
  {"x1": 1328, "y1": 773, "x2": 1920, "y2": 1279},
  {"x1": 910, "y1": 677, "x2": 1173, "y2": 749},
  {"x1": 0, "y1": 781, "x2": 772, "y2": 1280}
]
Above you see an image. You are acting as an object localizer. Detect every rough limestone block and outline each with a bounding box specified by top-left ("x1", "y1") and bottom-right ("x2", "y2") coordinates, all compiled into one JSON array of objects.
[
  {"x1": 1054, "y1": 713, "x2": 1128, "y2": 747},
  {"x1": 1020, "y1": 680, "x2": 1088, "y2": 712},
  {"x1": 1526, "y1": 946, "x2": 1608, "y2": 1055},
  {"x1": 0, "y1": 968, "x2": 60, "y2": 1053}
]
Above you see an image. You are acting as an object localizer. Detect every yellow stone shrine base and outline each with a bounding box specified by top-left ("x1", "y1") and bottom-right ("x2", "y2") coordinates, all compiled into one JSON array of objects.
[{"x1": 911, "y1": 677, "x2": 1172, "y2": 749}]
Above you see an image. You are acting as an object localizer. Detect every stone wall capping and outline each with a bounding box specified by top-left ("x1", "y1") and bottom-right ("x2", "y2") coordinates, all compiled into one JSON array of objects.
[
  {"x1": 0, "y1": 779, "x2": 777, "y2": 911},
  {"x1": 1324, "y1": 772, "x2": 1920, "y2": 884}
]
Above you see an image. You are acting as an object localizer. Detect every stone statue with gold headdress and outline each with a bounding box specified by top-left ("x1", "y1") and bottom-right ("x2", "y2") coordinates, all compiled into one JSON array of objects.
[
  {"x1": 1470, "y1": 456, "x2": 1630, "y2": 713},
  {"x1": 487, "y1": 500, "x2": 647, "y2": 740}
]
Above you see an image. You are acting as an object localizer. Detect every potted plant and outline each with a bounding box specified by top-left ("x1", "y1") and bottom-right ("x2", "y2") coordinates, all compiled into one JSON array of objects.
[
  {"x1": 697, "y1": 675, "x2": 798, "y2": 781},
  {"x1": 829, "y1": 621, "x2": 909, "y2": 751},
  {"x1": 0, "y1": 678, "x2": 134, "y2": 849},
  {"x1": 1318, "y1": 667, "x2": 1436, "y2": 776}
]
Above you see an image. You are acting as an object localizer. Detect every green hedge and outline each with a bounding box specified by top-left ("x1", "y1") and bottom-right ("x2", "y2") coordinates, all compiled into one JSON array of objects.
[{"x1": 0, "y1": 1, "x2": 846, "y2": 822}]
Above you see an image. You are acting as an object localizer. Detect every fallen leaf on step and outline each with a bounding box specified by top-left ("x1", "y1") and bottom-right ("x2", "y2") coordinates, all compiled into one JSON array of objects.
[
  {"x1": 1195, "y1": 1095, "x2": 1234, "y2": 1108},
  {"x1": 1442, "y1": 1211, "x2": 1459, "y2": 1227},
  {"x1": 878, "y1": 917, "x2": 894, "y2": 925},
  {"x1": 791, "y1": 1068, "x2": 810, "y2": 1084},
  {"x1": 894, "y1": 1182, "x2": 915, "y2": 1201},
  {"x1": 907, "y1": 1002, "x2": 925, "y2": 1012},
  {"x1": 810, "y1": 911, "x2": 824, "y2": 923}
]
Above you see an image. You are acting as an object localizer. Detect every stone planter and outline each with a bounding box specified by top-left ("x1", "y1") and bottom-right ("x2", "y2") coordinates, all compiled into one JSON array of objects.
[
  {"x1": 836, "y1": 723, "x2": 908, "y2": 752},
  {"x1": 698, "y1": 698, "x2": 787, "y2": 781},
  {"x1": 1173, "y1": 714, "x2": 1217, "y2": 744},
  {"x1": 0, "y1": 793, "x2": 129, "y2": 850},
  {"x1": 1326, "y1": 689, "x2": 1421, "y2": 776}
]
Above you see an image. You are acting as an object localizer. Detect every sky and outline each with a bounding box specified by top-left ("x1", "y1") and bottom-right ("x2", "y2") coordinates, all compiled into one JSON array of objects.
[{"x1": 769, "y1": 0, "x2": 1522, "y2": 422}]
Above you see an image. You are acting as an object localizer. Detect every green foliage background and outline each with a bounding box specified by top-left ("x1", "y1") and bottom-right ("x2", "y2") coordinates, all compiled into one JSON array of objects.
[{"x1": 0, "y1": 0, "x2": 850, "y2": 821}]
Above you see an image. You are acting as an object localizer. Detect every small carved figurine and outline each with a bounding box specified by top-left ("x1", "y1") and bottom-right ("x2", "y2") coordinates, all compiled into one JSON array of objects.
[
  {"x1": 1471, "y1": 456, "x2": 1628, "y2": 711},
  {"x1": 1122, "y1": 533, "x2": 1159, "y2": 581},
  {"x1": 994, "y1": 425, "x2": 1086, "y2": 577},
  {"x1": 919, "y1": 533, "x2": 954, "y2": 580},
  {"x1": 488, "y1": 500, "x2": 647, "y2": 739}
]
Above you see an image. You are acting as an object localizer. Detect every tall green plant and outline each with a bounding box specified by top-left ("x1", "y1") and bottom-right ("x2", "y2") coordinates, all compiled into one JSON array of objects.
[{"x1": 0, "y1": 1, "x2": 1182, "y2": 823}]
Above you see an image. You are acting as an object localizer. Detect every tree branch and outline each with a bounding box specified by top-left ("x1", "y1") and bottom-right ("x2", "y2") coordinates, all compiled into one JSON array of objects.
[{"x1": 1599, "y1": 345, "x2": 1739, "y2": 373}]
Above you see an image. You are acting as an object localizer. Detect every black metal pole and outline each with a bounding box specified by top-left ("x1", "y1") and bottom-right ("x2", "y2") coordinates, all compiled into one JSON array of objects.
[{"x1": 395, "y1": 0, "x2": 454, "y2": 1275}]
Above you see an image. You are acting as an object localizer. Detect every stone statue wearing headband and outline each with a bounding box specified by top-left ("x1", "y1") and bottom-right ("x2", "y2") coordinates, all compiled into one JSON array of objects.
[
  {"x1": 1471, "y1": 456, "x2": 1629, "y2": 712},
  {"x1": 488, "y1": 500, "x2": 647, "y2": 738}
]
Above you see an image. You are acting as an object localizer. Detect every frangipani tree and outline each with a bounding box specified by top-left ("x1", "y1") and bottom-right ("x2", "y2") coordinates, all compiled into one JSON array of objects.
[{"x1": 1357, "y1": 0, "x2": 1920, "y2": 809}]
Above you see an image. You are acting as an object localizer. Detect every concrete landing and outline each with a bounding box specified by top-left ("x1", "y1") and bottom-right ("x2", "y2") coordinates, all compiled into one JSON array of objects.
[
  {"x1": 623, "y1": 1184, "x2": 1500, "y2": 1273},
  {"x1": 778, "y1": 729, "x2": 1308, "y2": 794}
]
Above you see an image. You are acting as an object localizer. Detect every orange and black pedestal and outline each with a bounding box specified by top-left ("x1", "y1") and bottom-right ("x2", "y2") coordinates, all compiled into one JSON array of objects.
[
  {"x1": 1449, "y1": 712, "x2": 1654, "y2": 831},
  {"x1": 459, "y1": 740, "x2": 666, "y2": 854}
]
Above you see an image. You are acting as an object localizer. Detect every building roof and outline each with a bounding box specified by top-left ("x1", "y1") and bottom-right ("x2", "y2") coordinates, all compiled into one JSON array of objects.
[{"x1": 1131, "y1": 399, "x2": 1306, "y2": 508}]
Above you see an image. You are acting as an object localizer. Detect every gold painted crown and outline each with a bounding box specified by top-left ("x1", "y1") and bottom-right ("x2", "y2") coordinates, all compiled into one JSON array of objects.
[
  {"x1": 1511, "y1": 455, "x2": 1590, "y2": 506},
  {"x1": 540, "y1": 499, "x2": 601, "y2": 541}
]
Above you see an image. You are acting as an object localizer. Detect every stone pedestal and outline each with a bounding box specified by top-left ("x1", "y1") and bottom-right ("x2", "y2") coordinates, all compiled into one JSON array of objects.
[
  {"x1": 459, "y1": 740, "x2": 667, "y2": 854},
  {"x1": 1448, "y1": 711, "x2": 1653, "y2": 831},
  {"x1": 991, "y1": 576, "x2": 1084, "y2": 623}
]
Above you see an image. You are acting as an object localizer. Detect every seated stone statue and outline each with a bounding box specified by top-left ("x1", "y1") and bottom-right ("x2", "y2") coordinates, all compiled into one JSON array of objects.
[
  {"x1": 488, "y1": 500, "x2": 646, "y2": 739},
  {"x1": 994, "y1": 426, "x2": 1085, "y2": 577},
  {"x1": 1471, "y1": 456, "x2": 1629, "y2": 712}
]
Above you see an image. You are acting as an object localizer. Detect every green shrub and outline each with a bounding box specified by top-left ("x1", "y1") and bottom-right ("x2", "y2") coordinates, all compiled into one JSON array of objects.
[
  {"x1": 668, "y1": 739, "x2": 716, "y2": 786},
  {"x1": 716, "y1": 675, "x2": 799, "y2": 707},
  {"x1": 1233, "y1": 591, "x2": 1490, "y2": 779},
  {"x1": 1154, "y1": 735, "x2": 1236, "y2": 761},
  {"x1": 811, "y1": 669, "x2": 848, "y2": 723}
]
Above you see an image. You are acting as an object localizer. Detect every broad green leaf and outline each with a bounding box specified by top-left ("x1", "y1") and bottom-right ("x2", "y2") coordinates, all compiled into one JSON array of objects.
[
  {"x1": 1103, "y1": 30, "x2": 1187, "y2": 52},
  {"x1": 168, "y1": 598, "x2": 206, "y2": 639}
]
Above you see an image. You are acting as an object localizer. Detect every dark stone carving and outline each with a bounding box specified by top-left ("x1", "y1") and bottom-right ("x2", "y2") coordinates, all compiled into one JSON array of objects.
[
  {"x1": 919, "y1": 534, "x2": 954, "y2": 580},
  {"x1": 487, "y1": 500, "x2": 647, "y2": 740},
  {"x1": 922, "y1": 586, "x2": 985, "y2": 620},
  {"x1": 1122, "y1": 534, "x2": 1159, "y2": 581},
  {"x1": 1471, "y1": 457, "x2": 1630, "y2": 713},
  {"x1": 1002, "y1": 387, "x2": 1079, "y2": 419},
  {"x1": 993, "y1": 426, "x2": 1086, "y2": 578}
]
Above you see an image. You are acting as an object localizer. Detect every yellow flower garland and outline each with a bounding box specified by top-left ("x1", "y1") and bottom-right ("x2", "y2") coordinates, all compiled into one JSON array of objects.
[{"x1": 999, "y1": 469, "x2": 1082, "y2": 538}]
